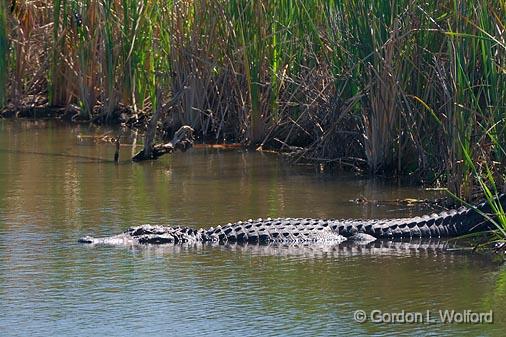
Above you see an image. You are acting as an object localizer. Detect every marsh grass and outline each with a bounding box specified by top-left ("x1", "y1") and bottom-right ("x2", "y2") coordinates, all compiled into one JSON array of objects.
[
  {"x1": 1, "y1": 0, "x2": 505, "y2": 206},
  {"x1": 459, "y1": 118, "x2": 506, "y2": 243},
  {"x1": 0, "y1": 1, "x2": 7, "y2": 108}
]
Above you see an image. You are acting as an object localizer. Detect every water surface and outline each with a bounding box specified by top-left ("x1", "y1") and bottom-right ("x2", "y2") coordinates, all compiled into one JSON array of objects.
[{"x1": 0, "y1": 120, "x2": 505, "y2": 336}]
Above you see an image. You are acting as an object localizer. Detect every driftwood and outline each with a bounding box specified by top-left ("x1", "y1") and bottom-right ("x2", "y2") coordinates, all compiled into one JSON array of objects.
[
  {"x1": 132, "y1": 125, "x2": 194, "y2": 162},
  {"x1": 132, "y1": 87, "x2": 193, "y2": 162}
]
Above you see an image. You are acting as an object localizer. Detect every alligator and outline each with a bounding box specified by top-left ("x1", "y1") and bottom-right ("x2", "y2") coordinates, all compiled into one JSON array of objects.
[{"x1": 79, "y1": 195, "x2": 505, "y2": 246}]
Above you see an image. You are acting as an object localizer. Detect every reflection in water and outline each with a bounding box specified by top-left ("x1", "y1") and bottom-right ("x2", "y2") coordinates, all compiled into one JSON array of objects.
[
  {"x1": 0, "y1": 120, "x2": 505, "y2": 336},
  {"x1": 123, "y1": 239, "x2": 469, "y2": 260}
]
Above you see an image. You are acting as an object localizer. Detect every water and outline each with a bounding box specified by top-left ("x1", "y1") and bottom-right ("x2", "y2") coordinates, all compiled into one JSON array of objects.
[{"x1": 0, "y1": 119, "x2": 505, "y2": 336}]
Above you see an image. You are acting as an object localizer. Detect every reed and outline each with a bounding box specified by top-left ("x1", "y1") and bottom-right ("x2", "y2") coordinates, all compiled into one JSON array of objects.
[
  {"x1": 1, "y1": 0, "x2": 505, "y2": 199},
  {"x1": 462, "y1": 141, "x2": 506, "y2": 242},
  {"x1": 0, "y1": 1, "x2": 7, "y2": 108},
  {"x1": 49, "y1": 0, "x2": 70, "y2": 106},
  {"x1": 101, "y1": 0, "x2": 116, "y2": 118},
  {"x1": 440, "y1": 0, "x2": 506, "y2": 197}
]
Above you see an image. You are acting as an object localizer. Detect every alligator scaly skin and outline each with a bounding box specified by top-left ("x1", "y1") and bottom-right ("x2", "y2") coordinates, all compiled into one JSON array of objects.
[{"x1": 79, "y1": 195, "x2": 505, "y2": 246}]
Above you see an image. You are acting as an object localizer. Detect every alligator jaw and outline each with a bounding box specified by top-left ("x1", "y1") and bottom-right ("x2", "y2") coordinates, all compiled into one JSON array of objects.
[{"x1": 78, "y1": 233, "x2": 136, "y2": 245}]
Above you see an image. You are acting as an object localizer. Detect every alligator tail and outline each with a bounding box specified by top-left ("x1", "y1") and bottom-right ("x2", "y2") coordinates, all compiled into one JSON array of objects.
[{"x1": 337, "y1": 194, "x2": 506, "y2": 239}]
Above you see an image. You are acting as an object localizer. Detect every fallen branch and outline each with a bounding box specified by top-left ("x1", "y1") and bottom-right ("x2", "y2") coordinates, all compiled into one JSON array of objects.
[
  {"x1": 132, "y1": 125, "x2": 194, "y2": 162},
  {"x1": 131, "y1": 87, "x2": 193, "y2": 162}
]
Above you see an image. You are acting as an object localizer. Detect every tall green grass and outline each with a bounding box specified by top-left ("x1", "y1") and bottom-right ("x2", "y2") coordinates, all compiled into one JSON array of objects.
[
  {"x1": 2, "y1": 0, "x2": 505, "y2": 204},
  {"x1": 0, "y1": 1, "x2": 7, "y2": 108},
  {"x1": 49, "y1": 0, "x2": 69, "y2": 106},
  {"x1": 462, "y1": 140, "x2": 506, "y2": 244}
]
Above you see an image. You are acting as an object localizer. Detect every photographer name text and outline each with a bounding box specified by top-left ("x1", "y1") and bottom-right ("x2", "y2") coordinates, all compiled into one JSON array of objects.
[{"x1": 353, "y1": 309, "x2": 493, "y2": 324}]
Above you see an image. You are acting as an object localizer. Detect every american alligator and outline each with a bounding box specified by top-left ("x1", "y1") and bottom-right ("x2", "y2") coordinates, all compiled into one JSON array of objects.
[{"x1": 79, "y1": 195, "x2": 505, "y2": 246}]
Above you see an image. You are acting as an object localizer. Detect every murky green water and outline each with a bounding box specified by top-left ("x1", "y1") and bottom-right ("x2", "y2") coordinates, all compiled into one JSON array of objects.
[{"x1": 0, "y1": 120, "x2": 505, "y2": 336}]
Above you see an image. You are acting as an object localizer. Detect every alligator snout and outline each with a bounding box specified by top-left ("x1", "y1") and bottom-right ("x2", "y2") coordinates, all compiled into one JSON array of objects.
[{"x1": 78, "y1": 236, "x2": 95, "y2": 244}]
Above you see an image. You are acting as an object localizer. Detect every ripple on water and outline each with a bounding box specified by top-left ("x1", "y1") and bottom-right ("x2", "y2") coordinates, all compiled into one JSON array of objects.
[{"x1": 1, "y1": 121, "x2": 506, "y2": 336}]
